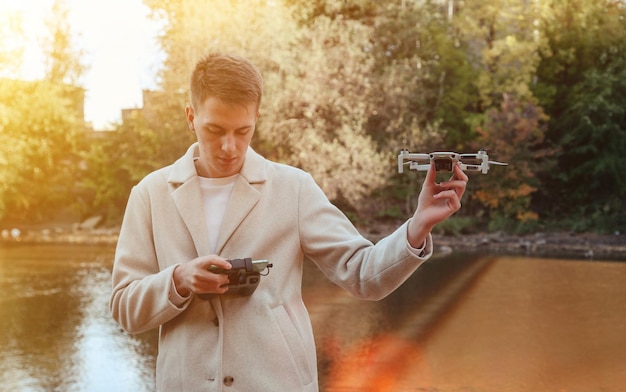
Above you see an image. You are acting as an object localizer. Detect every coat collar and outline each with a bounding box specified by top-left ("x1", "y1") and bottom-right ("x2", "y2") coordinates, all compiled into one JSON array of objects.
[
  {"x1": 167, "y1": 143, "x2": 268, "y2": 256},
  {"x1": 167, "y1": 143, "x2": 268, "y2": 185}
]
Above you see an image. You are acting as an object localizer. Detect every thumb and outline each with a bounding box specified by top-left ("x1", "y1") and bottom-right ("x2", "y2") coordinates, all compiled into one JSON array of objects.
[{"x1": 200, "y1": 256, "x2": 232, "y2": 271}]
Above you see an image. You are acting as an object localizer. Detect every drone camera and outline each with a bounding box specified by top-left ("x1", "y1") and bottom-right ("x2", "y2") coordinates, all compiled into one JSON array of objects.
[
  {"x1": 433, "y1": 158, "x2": 453, "y2": 172},
  {"x1": 430, "y1": 152, "x2": 459, "y2": 172}
]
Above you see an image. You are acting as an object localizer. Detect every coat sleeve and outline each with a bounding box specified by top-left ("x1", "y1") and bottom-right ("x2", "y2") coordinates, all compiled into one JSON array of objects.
[
  {"x1": 109, "y1": 185, "x2": 190, "y2": 334},
  {"x1": 298, "y1": 173, "x2": 432, "y2": 301}
]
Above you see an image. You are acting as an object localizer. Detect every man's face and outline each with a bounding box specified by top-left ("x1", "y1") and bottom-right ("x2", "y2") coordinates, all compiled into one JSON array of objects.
[{"x1": 186, "y1": 96, "x2": 259, "y2": 178}]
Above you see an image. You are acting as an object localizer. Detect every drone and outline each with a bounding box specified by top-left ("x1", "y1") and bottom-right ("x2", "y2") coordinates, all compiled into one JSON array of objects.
[{"x1": 398, "y1": 149, "x2": 507, "y2": 174}]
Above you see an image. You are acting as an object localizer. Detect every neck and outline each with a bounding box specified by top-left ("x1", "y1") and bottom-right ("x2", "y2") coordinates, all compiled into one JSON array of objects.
[{"x1": 194, "y1": 158, "x2": 210, "y2": 178}]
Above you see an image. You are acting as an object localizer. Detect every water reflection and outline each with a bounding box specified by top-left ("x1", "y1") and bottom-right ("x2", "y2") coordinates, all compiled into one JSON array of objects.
[
  {"x1": 0, "y1": 244, "x2": 156, "y2": 392},
  {"x1": 303, "y1": 253, "x2": 495, "y2": 391},
  {"x1": 1, "y1": 244, "x2": 625, "y2": 391},
  {"x1": 417, "y1": 256, "x2": 626, "y2": 392},
  {"x1": 304, "y1": 254, "x2": 626, "y2": 392}
]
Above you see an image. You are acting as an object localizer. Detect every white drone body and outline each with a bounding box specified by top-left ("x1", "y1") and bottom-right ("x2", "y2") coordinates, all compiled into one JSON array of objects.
[{"x1": 398, "y1": 149, "x2": 507, "y2": 174}]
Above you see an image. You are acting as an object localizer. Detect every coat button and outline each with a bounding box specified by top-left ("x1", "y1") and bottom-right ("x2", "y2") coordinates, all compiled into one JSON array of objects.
[{"x1": 223, "y1": 376, "x2": 234, "y2": 386}]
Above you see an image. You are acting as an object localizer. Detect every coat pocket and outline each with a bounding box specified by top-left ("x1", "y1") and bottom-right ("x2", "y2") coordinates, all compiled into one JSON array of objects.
[{"x1": 271, "y1": 305, "x2": 314, "y2": 386}]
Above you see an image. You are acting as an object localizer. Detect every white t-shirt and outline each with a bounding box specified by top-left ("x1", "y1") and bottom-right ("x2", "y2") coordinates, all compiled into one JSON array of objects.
[{"x1": 197, "y1": 174, "x2": 238, "y2": 253}]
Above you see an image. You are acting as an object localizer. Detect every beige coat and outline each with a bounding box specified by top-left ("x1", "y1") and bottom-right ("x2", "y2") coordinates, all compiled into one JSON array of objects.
[{"x1": 110, "y1": 143, "x2": 432, "y2": 392}]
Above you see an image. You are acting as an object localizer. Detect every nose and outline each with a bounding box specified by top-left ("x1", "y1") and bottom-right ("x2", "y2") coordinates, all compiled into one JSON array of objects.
[{"x1": 221, "y1": 133, "x2": 236, "y2": 153}]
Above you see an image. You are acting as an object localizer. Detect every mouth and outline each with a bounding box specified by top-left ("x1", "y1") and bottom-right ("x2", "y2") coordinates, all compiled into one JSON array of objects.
[{"x1": 219, "y1": 156, "x2": 238, "y2": 166}]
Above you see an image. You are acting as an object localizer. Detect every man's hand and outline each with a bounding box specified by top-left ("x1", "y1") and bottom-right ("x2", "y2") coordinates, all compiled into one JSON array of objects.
[
  {"x1": 408, "y1": 161, "x2": 469, "y2": 248},
  {"x1": 173, "y1": 255, "x2": 233, "y2": 296}
]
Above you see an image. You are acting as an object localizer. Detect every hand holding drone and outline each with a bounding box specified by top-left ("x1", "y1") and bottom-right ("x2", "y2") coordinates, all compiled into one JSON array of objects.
[{"x1": 398, "y1": 149, "x2": 507, "y2": 174}]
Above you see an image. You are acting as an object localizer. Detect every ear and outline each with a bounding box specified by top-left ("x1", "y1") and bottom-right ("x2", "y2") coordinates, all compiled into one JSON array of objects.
[{"x1": 185, "y1": 105, "x2": 195, "y2": 132}]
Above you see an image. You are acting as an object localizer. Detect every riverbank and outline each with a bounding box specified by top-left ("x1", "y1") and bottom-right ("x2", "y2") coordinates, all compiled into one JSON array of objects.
[
  {"x1": 432, "y1": 231, "x2": 626, "y2": 261},
  {"x1": 2, "y1": 222, "x2": 625, "y2": 261},
  {"x1": 0, "y1": 225, "x2": 120, "y2": 245},
  {"x1": 362, "y1": 222, "x2": 626, "y2": 261}
]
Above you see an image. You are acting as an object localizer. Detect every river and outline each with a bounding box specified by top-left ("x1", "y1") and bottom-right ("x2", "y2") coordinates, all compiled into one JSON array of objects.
[{"x1": 1, "y1": 243, "x2": 624, "y2": 391}]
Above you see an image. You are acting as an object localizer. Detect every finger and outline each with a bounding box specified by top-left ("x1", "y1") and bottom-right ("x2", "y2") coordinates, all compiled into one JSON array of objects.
[
  {"x1": 433, "y1": 189, "x2": 462, "y2": 210},
  {"x1": 199, "y1": 256, "x2": 232, "y2": 271},
  {"x1": 443, "y1": 180, "x2": 467, "y2": 198},
  {"x1": 209, "y1": 258, "x2": 232, "y2": 270},
  {"x1": 199, "y1": 275, "x2": 230, "y2": 295},
  {"x1": 217, "y1": 275, "x2": 231, "y2": 290},
  {"x1": 425, "y1": 160, "x2": 437, "y2": 184},
  {"x1": 453, "y1": 162, "x2": 469, "y2": 182},
  {"x1": 437, "y1": 179, "x2": 467, "y2": 191},
  {"x1": 441, "y1": 164, "x2": 468, "y2": 196},
  {"x1": 206, "y1": 266, "x2": 232, "y2": 292}
]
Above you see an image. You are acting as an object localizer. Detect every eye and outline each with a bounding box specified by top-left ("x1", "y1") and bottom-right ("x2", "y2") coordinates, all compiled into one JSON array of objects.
[{"x1": 236, "y1": 127, "x2": 251, "y2": 135}]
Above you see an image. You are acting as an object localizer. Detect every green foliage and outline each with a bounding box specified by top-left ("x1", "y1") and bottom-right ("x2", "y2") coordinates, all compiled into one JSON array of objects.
[
  {"x1": 432, "y1": 216, "x2": 478, "y2": 236},
  {"x1": 547, "y1": 200, "x2": 626, "y2": 235},
  {"x1": 0, "y1": 0, "x2": 89, "y2": 225},
  {"x1": 454, "y1": 0, "x2": 546, "y2": 109},
  {"x1": 533, "y1": 0, "x2": 626, "y2": 231},
  {"x1": 284, "y1": 0, "x2": 379, "y2": 24},
  {"x1": 486, "y1": 212, "x2": 544, "y2": 235},
  {"x1": 0, "y1": 79, "x2": 85, "y2": 223},
  {"x1": 260, "y1": 15, "x2": 388, "y2": 205},
  {"x1": 367, "y1": 1, "x2": 459, "y2": 148},
  {"x1": 78, "y1": 111, "x2": 194, "y2": 222},
  {"x1": 544, "y1": 61, "x2": 626, "y2": 227}
]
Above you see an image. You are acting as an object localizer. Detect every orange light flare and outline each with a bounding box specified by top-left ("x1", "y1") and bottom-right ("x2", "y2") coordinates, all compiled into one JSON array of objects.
[{"x1": 321, "y1": 332, "x2": 432, "y2": 392}]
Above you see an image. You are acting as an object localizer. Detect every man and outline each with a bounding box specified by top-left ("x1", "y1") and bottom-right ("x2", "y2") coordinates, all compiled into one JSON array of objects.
[{"x1": 110, "y1": 52, "x2": 468, "y2": 392}]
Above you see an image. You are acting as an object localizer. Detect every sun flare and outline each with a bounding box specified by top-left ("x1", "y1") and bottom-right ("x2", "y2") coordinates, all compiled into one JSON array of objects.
[{"x1": 0, "y1": 0, "x2": 162, "y2": 130}]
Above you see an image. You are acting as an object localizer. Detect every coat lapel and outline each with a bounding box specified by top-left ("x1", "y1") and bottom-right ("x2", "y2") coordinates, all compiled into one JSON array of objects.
[
  {"x1": 168, "y1": 143, "x2": 268, "y2": 257},
  {"x1": 214, "y1": 148, "x2": 267, "y2": 254},
  {"x1": 168, "y1": 144, "x2": 212, "y2": 257},
  {"x1": 171, "y1": 177, "x2": 212, "y2": 257}
]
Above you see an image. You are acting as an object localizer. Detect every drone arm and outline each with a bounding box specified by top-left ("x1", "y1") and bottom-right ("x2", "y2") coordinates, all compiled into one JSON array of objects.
[
  {"x1": 398, "y1": 152, "x2": 430, "y2": 173},
  {"x1": 409, "y1": 163, "x2": 431, "y2": 171},
  {"x1": 458, "y1": 163, "x2": 485, "y2": 173},
  {"x1": 397, "y1": 154, "x2": 405, "y2": 173}
]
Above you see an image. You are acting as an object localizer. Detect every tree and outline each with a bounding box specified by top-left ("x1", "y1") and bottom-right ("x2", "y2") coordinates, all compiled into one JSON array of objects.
[
  {"x1": 546, "y1": 61, "x2": 626, "y2": 231},
  {"x1": 77, "y1": 111, "x2": 191, "y2": 222},
  {"x1": 470, "y1": 94, "x2": 555, "y2": 230},
  {"x1": 0, "y1": 8, "x2": 25, "y2": 77},
  {"x1": 365, "y1": 1, "x2": 446, "y2": 148},
  {"x1": 0, "y1": 0, "x2": 86, "y2": 224},
  {"x1": 0, "y1": 80, "x2": 86, "y2": 223},
  {"x1": 42, "y1": 0, "x2": 86, "y2": 85},
  {"x1": 453, "y1": 0, "x2": 547, "y2": 109},
  {"x1": 533, "y1": 0, "x2": 626, "y2": 231},
  {"x1": 262, "y1": 15, "x2": 388, "y2": 206}
]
